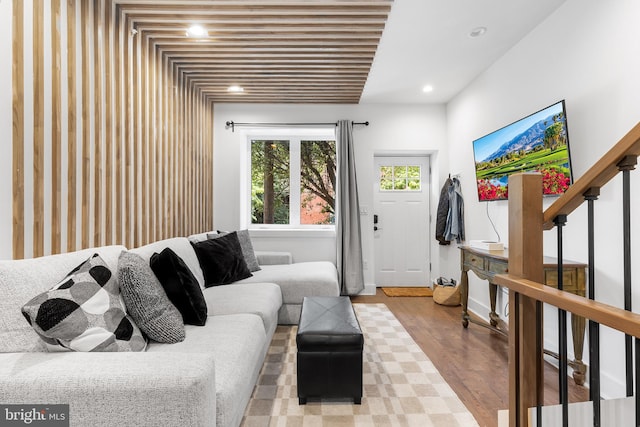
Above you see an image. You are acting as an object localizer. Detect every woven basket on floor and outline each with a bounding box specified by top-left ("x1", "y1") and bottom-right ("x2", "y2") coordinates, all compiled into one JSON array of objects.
[{"x1": 433, "y1": 284, "x2": 461, "y2": 306}]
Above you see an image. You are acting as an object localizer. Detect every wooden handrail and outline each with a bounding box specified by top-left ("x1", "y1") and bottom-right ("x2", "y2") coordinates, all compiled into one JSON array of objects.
[
  {"x1": 543, "y1": 121, "x2": 640, "y2": 229},
  {"x1": 494, "y1": 273, "x2": 640, "y2": 338},
  {"x1": 506, "y1": 122, "x2": 640, "y2": 426}
]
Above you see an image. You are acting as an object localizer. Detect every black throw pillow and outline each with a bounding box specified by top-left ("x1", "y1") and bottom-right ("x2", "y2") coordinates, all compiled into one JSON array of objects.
[
  {"x1": 150, "y1": 248, "x2": 208, "y2": 326},
  {"x1": 191, "y1": 231, "x2": 253, "y2": 287}
]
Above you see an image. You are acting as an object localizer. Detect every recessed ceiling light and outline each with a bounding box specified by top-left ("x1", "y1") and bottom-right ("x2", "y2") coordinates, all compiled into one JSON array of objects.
[
  {"x1": 186, "y1": 24, "x2": 208, "y2": 38},
  {"x1": 422, "y1": 85, "x2": 434, "y2": 93},
  {"x1": 469, "y1": 26, "x2": 487, "y2": 38},
  {"x1": 227, "y1": 85, "x2": 244, "y2": 93}
]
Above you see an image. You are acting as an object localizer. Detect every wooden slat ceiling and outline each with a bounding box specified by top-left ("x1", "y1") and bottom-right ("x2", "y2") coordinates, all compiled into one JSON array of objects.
[{"x1": 115, "y1": 0, "x2": 394, "y2": 103}]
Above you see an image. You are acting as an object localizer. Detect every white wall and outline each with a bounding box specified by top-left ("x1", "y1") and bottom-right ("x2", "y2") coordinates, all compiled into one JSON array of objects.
[
  {"x1": 445, "y1": 0, "x2": 640, "y2": 398},
  {"x1": 213, "y1": 103, "x2": 448, "y2": 288},
  {"x1": 0, "y1": 0, "x2": 13, "y2": 259}
]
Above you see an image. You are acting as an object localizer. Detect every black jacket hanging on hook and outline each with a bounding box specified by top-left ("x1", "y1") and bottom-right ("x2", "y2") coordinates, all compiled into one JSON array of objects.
[{"x1": 435, "y1": 177, "x2": 453, "y2": 245}]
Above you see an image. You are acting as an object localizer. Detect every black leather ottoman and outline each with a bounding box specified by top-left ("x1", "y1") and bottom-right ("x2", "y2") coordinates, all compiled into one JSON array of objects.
[{"x1": 296, "y1": 296, "x2": 363, "y2": 404}]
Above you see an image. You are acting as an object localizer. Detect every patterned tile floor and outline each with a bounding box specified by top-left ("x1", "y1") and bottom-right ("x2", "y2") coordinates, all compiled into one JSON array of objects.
[{"x1": 241, "y1": 303, "x2": 479, "y2": 427}]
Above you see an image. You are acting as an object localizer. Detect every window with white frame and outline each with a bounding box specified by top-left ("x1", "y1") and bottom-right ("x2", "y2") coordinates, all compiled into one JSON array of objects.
[
  {"x1": 378, "y1": 165, "x2": 422, "y2": 191},
  {"x1": 248, "y1": 135, "x2": 336, "y2": 228}
]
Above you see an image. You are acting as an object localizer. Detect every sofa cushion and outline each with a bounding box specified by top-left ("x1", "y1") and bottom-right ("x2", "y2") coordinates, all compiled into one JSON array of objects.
[
  {"x1": 192, "y1": 232, "x2": 252, "y2": 287},
  {"x1": 0, "y1": 351, "x2": 217, "y2": 426},
  {"x1": 203, "y1": 282, "x2": 281, "y2": 338},
  {"x1": 129, "y1": 237, "x2": 206, "y2": 290},
  {"x1": 277, "y1": 303, "x2": 304, "y2": 326},
  {"x1": 147, "y1": 314, "x2": 268, "y2": 427},
  {"x1": 21, "y1": 253, "x2": 147, "y2": 352},
  {"x1": 118, "y1": 251, "x2": 185, "y2": 344},
  {"x1": 235, "y1": 261, "x2": 340, "y2": 304},
  {"x1": 150, "y1": 248, "x2": 208, "y2": 326},
  {"x1": 210, "y1": 230, "x2": 261, "y2": 272}
]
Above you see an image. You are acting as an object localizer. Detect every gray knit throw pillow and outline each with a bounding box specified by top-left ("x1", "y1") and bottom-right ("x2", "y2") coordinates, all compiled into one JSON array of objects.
[{"x1": 118, "y1": 251, "x2": 185, "y2": 343}]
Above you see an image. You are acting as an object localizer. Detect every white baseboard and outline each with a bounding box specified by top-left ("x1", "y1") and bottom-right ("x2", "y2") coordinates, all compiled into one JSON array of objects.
[
  {"x1": 467, "y1": 297, "x2": 492, "y2": 324},
  {"x1": 358, "y1": 283, "x2": 377, "y2": 295}
]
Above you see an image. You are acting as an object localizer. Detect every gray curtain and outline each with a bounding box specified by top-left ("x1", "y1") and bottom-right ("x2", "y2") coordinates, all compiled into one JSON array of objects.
[{"x1": 335, "y1": 120, "x2": 364, "y2": 295}]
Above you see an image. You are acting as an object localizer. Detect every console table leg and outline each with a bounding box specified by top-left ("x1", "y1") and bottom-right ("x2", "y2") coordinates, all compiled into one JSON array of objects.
[
  {"x1": 489, "y1": 282, "x2": 499, "y2": 327},
  {"x1": 461, "y1": 269, "x2": 470, "y2": 328},
  {"x1": 571, "y1": 312, "x2": 587, "y2": 385}
]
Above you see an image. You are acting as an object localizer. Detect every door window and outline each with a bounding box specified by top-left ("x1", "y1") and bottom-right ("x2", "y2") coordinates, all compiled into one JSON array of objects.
[{"x1": 379, "y1": 165, "x2": 421, "y2": 191}]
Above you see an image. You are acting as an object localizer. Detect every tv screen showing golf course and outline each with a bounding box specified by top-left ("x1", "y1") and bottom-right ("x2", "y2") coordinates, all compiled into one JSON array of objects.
[{"x1": 472, "y1": 100, "x2": 573, "y2": 201}]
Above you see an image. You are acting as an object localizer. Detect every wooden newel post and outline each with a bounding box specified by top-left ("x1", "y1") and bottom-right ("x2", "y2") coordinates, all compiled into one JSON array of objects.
[{"x1": 508, "y1": 173, "x2": 544, "y2": 427}]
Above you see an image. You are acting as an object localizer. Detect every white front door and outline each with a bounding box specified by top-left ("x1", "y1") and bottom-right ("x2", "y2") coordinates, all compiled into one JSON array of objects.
[{"x1": 373, "y1": 156, "x2": 431, "y2": 287}]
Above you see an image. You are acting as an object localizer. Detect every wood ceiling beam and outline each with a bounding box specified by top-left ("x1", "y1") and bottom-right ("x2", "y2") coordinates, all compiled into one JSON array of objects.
[
  {"x1": 191, "y1": 78, "x2": 365, "y2": 84},
  {"x1": 174, "y1": 61, "x2": 372, "y2": 68},
  {"x1": 152, "y1": 40, "x2": 380, "y2": 46},
  {"x1": 159, "y1": 49, "x2": 376, "y2": 55},
  {"x1": 113, "y1": 0, "x2": 393, "y2": 104},
  {"x1": 117, "y1": 4, "x2": 392, "y2": 14},
  {"x1": 144, "y1": 35, "x2": 382, "y2": 41},
  {"x1": 134, "y1": 20, "x2": 386, "y2": 28},
  {"x1": 182, "y1": 71, "x2": 369, "y2": 77}
]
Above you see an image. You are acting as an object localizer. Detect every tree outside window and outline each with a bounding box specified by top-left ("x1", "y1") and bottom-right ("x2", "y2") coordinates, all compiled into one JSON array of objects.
[
  {"x1": 251, "y1": 140, "x2": 290, "y2": 224},
  {"x1": 300, "y1": 140, "x2": 336, "y2": 225},
  {"x1": 250, "y1": 138, "x2": 335, "y2": 226}
]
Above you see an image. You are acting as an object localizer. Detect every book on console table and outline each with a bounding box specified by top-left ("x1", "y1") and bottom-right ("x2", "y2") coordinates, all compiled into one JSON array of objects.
[{"x1": 468, "y1": 240, "x2": 504, "y2": 251}]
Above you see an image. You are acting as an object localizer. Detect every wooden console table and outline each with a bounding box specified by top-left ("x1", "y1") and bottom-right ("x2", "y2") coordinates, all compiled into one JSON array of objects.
[{"x1": 459, "y1": 245, "x2": 587, "y2": 385}]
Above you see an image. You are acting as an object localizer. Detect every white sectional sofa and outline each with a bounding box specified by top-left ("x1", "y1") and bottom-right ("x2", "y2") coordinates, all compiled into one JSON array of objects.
[
  {"x1": 0, "y1": 234, "x2": 340, "y2": 427},
  {"x1": 237, "y1": 253, "x2": 341, "y2": 324}
]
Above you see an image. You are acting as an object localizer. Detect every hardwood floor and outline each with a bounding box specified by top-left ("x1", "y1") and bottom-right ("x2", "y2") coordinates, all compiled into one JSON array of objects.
[{"x1": 351, "y1": 289, "x2": 590, "y2": 427}]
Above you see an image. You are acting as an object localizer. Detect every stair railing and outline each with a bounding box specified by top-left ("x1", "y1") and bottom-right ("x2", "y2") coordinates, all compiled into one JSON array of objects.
[{"x1": 493, "y1": 122, "x2": 640, "y2": 427}]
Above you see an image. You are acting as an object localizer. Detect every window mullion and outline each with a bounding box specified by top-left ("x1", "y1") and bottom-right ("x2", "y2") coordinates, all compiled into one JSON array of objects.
[{"x1": 290, "y1": 137, "x2": 301, "y2": 226}]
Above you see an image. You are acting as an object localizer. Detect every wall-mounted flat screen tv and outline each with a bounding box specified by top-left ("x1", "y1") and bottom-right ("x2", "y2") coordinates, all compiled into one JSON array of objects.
[{"x1": 472, "y1": 100, "x2": 572, "y2": 201}]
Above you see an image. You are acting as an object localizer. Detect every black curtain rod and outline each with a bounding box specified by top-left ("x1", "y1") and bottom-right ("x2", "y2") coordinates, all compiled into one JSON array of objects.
[{"x1": 225, "y1": 120, "x2": 369, "y2": 132}]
